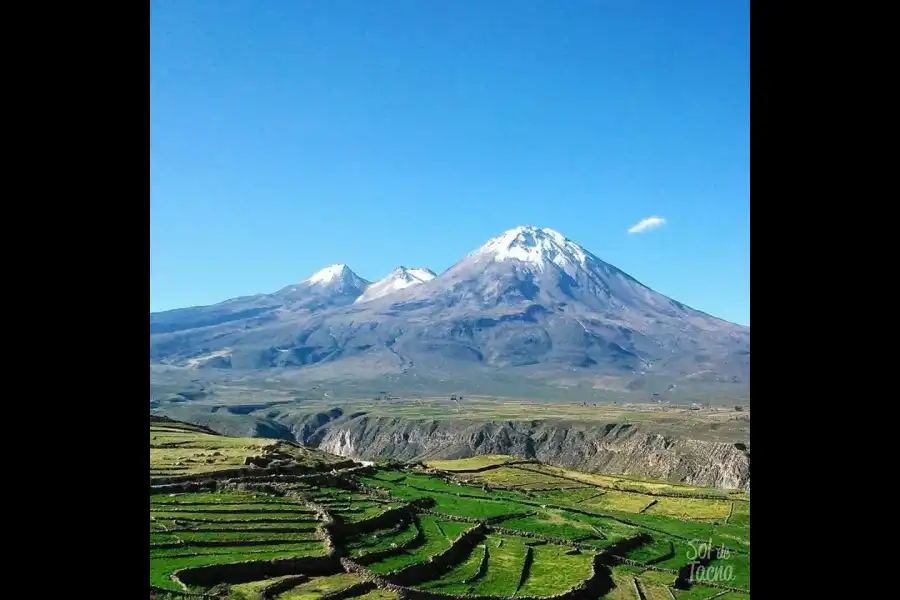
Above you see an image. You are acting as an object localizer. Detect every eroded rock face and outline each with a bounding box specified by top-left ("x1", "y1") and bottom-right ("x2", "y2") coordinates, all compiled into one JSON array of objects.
[{"x1": 309, "y1": 415, "x2": 750, "y2": 491}]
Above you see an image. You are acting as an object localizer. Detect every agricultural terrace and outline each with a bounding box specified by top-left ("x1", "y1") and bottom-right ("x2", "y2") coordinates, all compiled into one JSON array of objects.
[
  {"x1": 149, "y1": 418, "x2": 750, "y2": 600},
  {"x1": 150, "y1": 416, "x2": 351, "y2": 481}
]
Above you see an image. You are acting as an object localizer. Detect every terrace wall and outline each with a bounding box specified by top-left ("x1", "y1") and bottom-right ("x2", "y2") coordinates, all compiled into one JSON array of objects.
[
  {"x1": 149, "y1": 585, "x2": 218, "y2": 599},
  {"x1": 387, "y1": 523, "x2": 488, "y2": 586},
  {"x1": 428, "y1": 460, "x2": 540, "y2": 475},
  {"x1": 150, "y1": 460, "x2": 367, "y2": 487},
  {"x1": 256, "y1": 574, "x2": 309, "y2": 598},
  {"x1": 321, "y1": 581, "x2": 377, "y2": 600},
  {"x1": 173, "y1": 555, "x2": 341, "y2": 589},
  {"x1": 331, "y1": 504, "x2": 417, "y2": 537},
  {"x1": 339, "y1": 533, "x2": 621, "y2": 600},
  {"x1": 354, "y1": 519, "x2": 426, "y2": 566}
]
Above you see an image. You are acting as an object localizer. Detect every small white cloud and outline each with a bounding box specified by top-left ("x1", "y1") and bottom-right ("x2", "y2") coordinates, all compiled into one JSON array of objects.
[{"x1": 628, "y1": 216, "x2": 666, "y2": 234}]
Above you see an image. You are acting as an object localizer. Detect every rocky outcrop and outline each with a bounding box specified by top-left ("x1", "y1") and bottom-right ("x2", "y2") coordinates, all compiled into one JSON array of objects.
[{"x1": 308, "y1": 415, "x2": 750, "y2": 490}]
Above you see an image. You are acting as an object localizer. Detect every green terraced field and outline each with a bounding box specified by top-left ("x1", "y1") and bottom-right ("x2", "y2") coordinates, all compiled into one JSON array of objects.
[
  {"x1": 148, "y1": 417, "x2": 750, "y2": 599},
  {"x1": 275, "y1": 573, "x2": 363, "y2": 599},
  {"x1": 418, "y1": 542, "x2": 488, "y2": 593},
  {"x1": 365, "y1": 515, "x2": 474, "y2": 574},
  {"x1": 345, "y1": 519, "x2": 420, "y2": 558},
  {"x1": 517, "y1": 544, "x2": 596, "y2": 597},
  {"x1": 424, "y1": 455, "x2": 524, "y2": 471}
]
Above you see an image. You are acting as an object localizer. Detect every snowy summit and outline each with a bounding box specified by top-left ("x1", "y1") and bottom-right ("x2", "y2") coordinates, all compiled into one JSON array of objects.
[
  {"x1": 468, "y1": 226, "x2": 589, "y2": 272},
  {"x1": 305, "y1": 264, "x2": 352, "y2": 285},
  {"x1": 288, "y1": 264, "x2": 369, "y2": 301},
  {"x1": 355, "y1": 266, "x2": 436, "y2": 303}
]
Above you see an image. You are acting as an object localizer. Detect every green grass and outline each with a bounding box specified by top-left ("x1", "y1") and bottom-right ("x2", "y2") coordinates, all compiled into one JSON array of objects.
[
  {"x1": 150, "y1": 541, "x2": 325, "y2": 559},
  {"x1": 517, "y1": 543, "x2": 596, "y2": 596},
  {"x1": 159, "y1": 522, "x2": 318, "y2": 532},
  {"x1": 526, "y1": 487, "x2": 614, "y2": 504},
  {"x1": 369, "y1": 469, "x2": 407, "y2": 481},
  {"x1": 467, "y1": 534, "x2": 529, "y2": 597},
  {"x1": 151, "y1": 511, "x2": 315, "y2": 522},
  {"x1": 228, "y1": 575, "x2": 302, "y2": 598},
  {"x1": 694, "y1": 552, "x2": 750, "y2": 590},
  {"x1": 274, "y1": 573, "x2": 362, "y2": 599},
  {"x1": 150, "y1": 415, "x2": 748, "y2": 596},
  {"x1": 670, "y1": 584, "x2": 730, "y2": 599},
  {"x1": 425, "y1": 455, "x2": 521, "y2": 470},
  {"x1": 496, "y1": 510, "x2": 598, "y2": 541},
  {"x1": 347, "y1": 519, "x2": 420, "y2": 557},
  {"x1": 333, "y1": 503, "x2": 405, "y2": 524},
  {"x1": 466, "y1": 467, "x2": 568, "y2": 488},
  {"x1": 149, "y1": 418, "x2": 348, "y2": 479},
  {"x1": 633, "y1": 570, "x2": 680, "y2": 600},
  {"x1": 417, "y1": 543, "x2": 487, "y2": 593},
  {"x1": 352, "y1": 589, "x2": 400, "y2": 600},
  {"x1": 149, "y1": 488, "x2": 329, "y2": 591},
  {"x1": 150, "y1": 492, "x2": 297, "y2": 505},
  {"x1": 729, "y1": 501, "x2": 751, "y2": 527},
  {"x1": 601, "y1": 567, "x2": 641, "y2": 600},
  {"x1": 367, "y1": 516, "x2": 473, "y2": 574},
  {"x1": 609, "y1": 510, "x2": 749, "y2": 554},
  {"x1": 364, "y1": 477, "x2": 525, "y2": 520},
  {"x1": 152, "y1": 530, "x2": 320, "y2": 543},
  {"x1": 150, "y1": 548, "x2": 323, "y2": 591},
  {"x1": 644, "y1": 497, "x2": 732, "y2": 521}
]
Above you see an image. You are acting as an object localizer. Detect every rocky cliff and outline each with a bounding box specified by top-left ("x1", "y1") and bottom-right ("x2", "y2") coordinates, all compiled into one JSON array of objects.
[
  {"x1": 154, "y1": 403, "x2": 750, "y2": 491},
  {"x1": 306, "y1": 414, "x2": 750, "y2": 490}
]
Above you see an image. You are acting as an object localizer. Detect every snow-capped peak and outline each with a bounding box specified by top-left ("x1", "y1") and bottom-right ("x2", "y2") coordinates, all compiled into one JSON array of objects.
[
  {"x1": 404, "y1": 267, "x2": 437, "y2": 282},
  {"x1": 305, "y1": 264, "x2": 349, "y2": 284},
  {"x1": 469, "y1": 226, "x2": 589, "y2": 271},
  {"x1": 354, "y1": 266, "x2": 436, "y2": 303},
  {"x1": 303, "y1": 264, "x2": 366, "y2": 287}
]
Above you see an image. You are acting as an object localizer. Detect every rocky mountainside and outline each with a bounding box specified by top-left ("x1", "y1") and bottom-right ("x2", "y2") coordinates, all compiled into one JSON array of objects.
[
  {"x1": 150, "y1": 226, "x2": 749, "y2": 395},
  {"x1": 152, "y1": 404, "x2": 750, "y2": 490},
  {"x1": 312, "y1": 415, "x2": 750, "y2": 490}
]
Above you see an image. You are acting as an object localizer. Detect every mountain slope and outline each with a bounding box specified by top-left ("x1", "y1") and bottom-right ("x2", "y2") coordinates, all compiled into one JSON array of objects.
[
  {"x1": 149, "y1": 226, "x2": 749, "y2": 393},
  {"x1": 355, "y1": 266, "x2": 436, "y2": 304}
]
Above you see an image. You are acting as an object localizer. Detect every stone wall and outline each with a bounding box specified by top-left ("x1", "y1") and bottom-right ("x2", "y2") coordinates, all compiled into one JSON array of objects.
[
  {"x1": 151, "y1": 481, "x2": 218, "y2": 495},
  {"x1": 259, "y1": 575, "x2": 308, "y2": 598},
  {"x1": 428, "y1": 460, "x2": 540, "y2": 475},
  {"x1": 386, "y1": 524, "x2": 487, "y2": 586},
  {"x1": 515, "y1": 546, "x2": 534, "y2": 593},
  {"x1": 149, "y1": 585, "x2": 217, "y2": 599},
  {"x1": 321, "y1": 581, "x2": 377, "y2": 600},
  {"x1": 338, "y1": 542, "x2": 618, "y2": 600},
  {"x1": 150, "y1": 460, "x2": 365, "y2": 487},
  {"x1": 354, "y1": 519, "x2": 425, "y2": 566},
  {"x1": 173, "y1": 555, "x2": 340, "y2": 589},
  {"x1": 331, "y1": 504, "x2": 416, "y2": 538}
]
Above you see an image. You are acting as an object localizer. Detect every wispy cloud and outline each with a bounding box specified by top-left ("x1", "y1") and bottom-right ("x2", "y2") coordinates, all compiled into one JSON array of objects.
[{"x1": 628, "y1": 216, "x2": 666, "y2": 234}]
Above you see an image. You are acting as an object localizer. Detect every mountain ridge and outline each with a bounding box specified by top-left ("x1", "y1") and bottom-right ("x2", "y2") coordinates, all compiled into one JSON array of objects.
[{"x1": 150, "y1": 226, "x2": 748, "y2": 396}]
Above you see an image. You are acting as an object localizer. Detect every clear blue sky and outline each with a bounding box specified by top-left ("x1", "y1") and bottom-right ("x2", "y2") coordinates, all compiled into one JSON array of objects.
[{"x1": 150, "y1": 0, "x2": 749, "y2": 325}]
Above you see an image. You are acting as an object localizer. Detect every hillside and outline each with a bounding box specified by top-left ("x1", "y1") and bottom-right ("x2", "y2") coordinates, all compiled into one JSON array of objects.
[
  {"x1": 149, "y1": 226, "x2": 749, "y2": 399},
  {"x1": 155, "y1": 400, "x2": 751, "y2": 491},
  {"x1": 149, "y1": 417, "x2": 751, "y2": 599},
  {"x1": 150, "y1": 415, "x2": 358, "y2": 483}
]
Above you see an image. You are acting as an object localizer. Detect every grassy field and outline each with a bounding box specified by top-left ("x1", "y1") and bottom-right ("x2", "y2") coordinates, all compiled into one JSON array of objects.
[
  {"x1": 149, "y1": 416, "x2": 750, "y2": 598},
  {"x1": 424, "y1": 455, "x2": 525, "y2": 470},
  {"x1": 273, "y1": 573, "x2": 363, "y2": 599},
  {"x1": 365, "y1": 515, "x2": 473, "y2": 574},
  {"x1": 517, "y1": 542, "x2": 597, "y2": 596},
  {"x1": 149, "y1": 416, "x2": 348, "y2": 479},
  {"x1": 155, "y1": 388, "x2": 751, "y2": 444}
]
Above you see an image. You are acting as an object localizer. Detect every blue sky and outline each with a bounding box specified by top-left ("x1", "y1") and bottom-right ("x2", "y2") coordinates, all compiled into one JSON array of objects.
[{"x1": 150, "y1": 0, "x2": 749, "y2": 325}]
